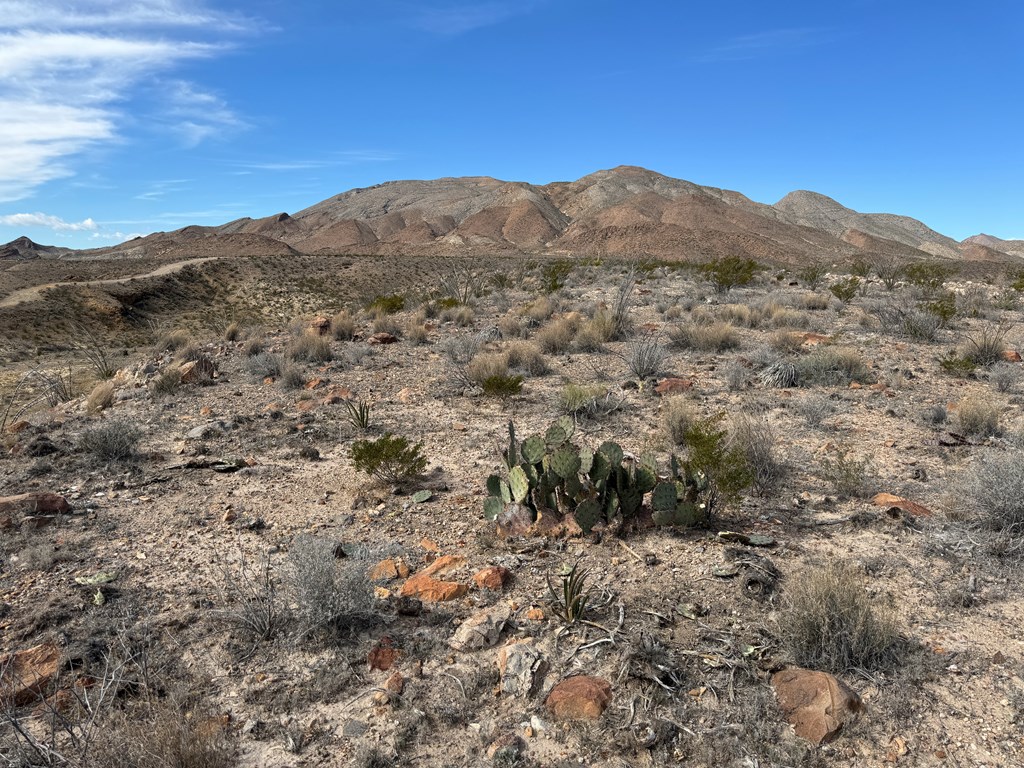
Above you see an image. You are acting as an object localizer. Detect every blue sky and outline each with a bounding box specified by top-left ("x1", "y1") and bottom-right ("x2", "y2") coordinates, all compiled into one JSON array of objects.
[{"x1": 1, "y1": 0, "x2": 1021, "y2": 248}]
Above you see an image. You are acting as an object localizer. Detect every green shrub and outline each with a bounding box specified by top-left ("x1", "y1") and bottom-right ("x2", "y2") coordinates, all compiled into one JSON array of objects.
[
  {"x1": 828, "y1": 276, "x2": 860, "y2": 303},
  {"x1": 922, "y1": 291, "x2": 957, "y2": 327},
  {"x1": 481, "y1": 374, "x2": 523, "y2": 398},
  {"x1": 938, "y1": 351, "x2": 977, "y2": 377},
  {"x1": 699, "y1": 256, "x2": 762, "y2": 293},
  {"x1": 367, "y1": 294, "x2": 406, "y2": 314},
  {"x1": 905, "y1": 262, "x2": 956, "y2": 293},
  {"x1": 797, "y1": 264, "x2": 826, "y2": 290},
  {"x1": 817, "y1": 445, "x2": 874, "y2": 497},
  {"x1": 350, "y1": 433, "x2": 427, "y2": 484},
  {"x1": 541, "y1": 260, "x2": 574, "y2": 293},
  {"x1": 684, "y1": 414, "x2": 752, "y2": 503}
]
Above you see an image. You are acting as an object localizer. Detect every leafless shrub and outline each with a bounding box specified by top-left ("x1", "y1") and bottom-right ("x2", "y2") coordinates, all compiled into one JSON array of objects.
[
  {"x1": 286, "y1": 535, "x2": 376, "y2": 641},
  {"x1": 661, "y1": 396, "x2": 695, "y2": 446},
  {"x1": 793, "y1": 393, "x2": 836, "y2": 428},
  {"x1": 215, "y1": 549, "x2": 282, "y2": 648},
  {"x1": 989, "y1": 361, "x2": 1020, "y2": 393},
  {"x1": 624, "y1": 330, "x2": 666, "y2": 379},
  {"x1": 949, "y1": 451, "x2": 1024, "y2": 552},
  {"x1": 79, "y1": 420, "x2": 142, "y2": 463},
  {"x1": 957, "y1": 395, "x2": 1001, "y2": 436},
  {"x1": 438, "y1": 332, "x2": 486, "y2": 364},
  {"x1": 732, "y1": 413, "x2": 786, "y2": 496}
]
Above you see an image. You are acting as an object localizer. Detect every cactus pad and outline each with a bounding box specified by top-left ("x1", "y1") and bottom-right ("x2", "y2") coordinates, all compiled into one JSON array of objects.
[
  {"x1": 550, "y1": 447, "x2": 581, "y2": 479},
  {"x1": 574, "y1": 499, "x2": 602, "y2": 534},
  {"x1": 508, "y1": 465, "x2": 530, "y2": 503},
  {"x1": 483, "y1": 496, "x2": 504, "y2": 521},
  {"x1": 521, "y1": 436, "x2": 545, "y2": 464},
  {"x1": 651, "y1": 482, "x2": 678, "y2": 511}
]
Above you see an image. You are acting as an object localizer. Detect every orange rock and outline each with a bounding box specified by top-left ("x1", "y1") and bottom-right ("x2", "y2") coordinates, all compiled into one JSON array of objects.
[
  {"x1": 399, "y1": 555, "x2": 469, "y2": 602},
  {"x1": 473, "y1": 566, "x2": 512, "y2": 591},
  {"x1": 199, "y1": 406, "x2": 213, "y2": 417},
  {"x1": 545, "y1": 676, "x2": 612, "y2": 720},
  {"x1": 5, "y1": 420, "x2": 30, "y2": 434},
  {"x1": 0, "y1": 492, "x2": 71, "y2": 517},
  {"x1": 368, "y1": 643, "x2": 400, "y2": 672},
  {"x1": 385, "y1": 671, "x2": 405, "y2": 695},
  {"x1": 310, "y1": 316, "x2": 331, "y2": 336},
  {"x1": 304, "y1": 377, "x2": 328, "y2": 390},
  {"x1": 295, "y1": 399, "x2": 317, "y2": 412},
  {"x1": 368, "y1": 332, "x2": 398, "y2": 345},
  {"x1": 801, "y1": 333, "x2": 831, "y2": 346},
  {"x1": 526, "y1": 607, "x2": 545, "y2": 621},
  {"x1": 654, "y1": 378, "x2": 693, "y2": 395},
  {"x1": 369, "y1": 558, "x2": 410, "y2": 582},
  {"x1": 848, "y1": 382, "x2": 862, "y2": 389},
  {"x1": 772, "y1": 667, "x2": 862, "y2": 745},
  {"x1": 397, "y1": 387, "x2": 414, "y2": 403},
  {"x1": 323, "y1": 386, "x2": 354, "y2": 404},
  {"x1": 1003, "y1": 350, "x2": 1022, "y2": 362},
  {"x1": 419, "y1": 538, "x2": 440, "y2": 553},
  {"x1": 179, "y1": 357, "x2": 216, "y2": 384},
  {"x1": 871, "y1": 492, "x2": 932, "y2": 517}
]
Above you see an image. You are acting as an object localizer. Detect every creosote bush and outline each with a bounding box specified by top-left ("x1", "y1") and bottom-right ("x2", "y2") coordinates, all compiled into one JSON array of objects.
[
  {"x1": 350, "y1": 433, "x2": 427, "y2": 484},
  {"x1": 779, "y1": 562, "x2": 901, "y2": 673},
  {"x1": 366, "y1": 293, "x2": 406, "y2": 315},
  {"x1": 699, "y1": 256, "x2": 761, "y2": 293}
]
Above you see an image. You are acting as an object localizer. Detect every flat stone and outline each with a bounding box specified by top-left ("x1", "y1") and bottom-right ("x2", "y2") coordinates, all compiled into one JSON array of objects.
[
  {"x1": 771, "y1": 667, "x2": 862, "y2": 745},
  {"x1": 654, "y1": 377, "x2": 693, "y2": 395},
  {"x1": 0, "y1": 492, "x2": 71, "y2": 517},
  {"x1": 0, "y1": 642, "x2": 61, "y2": 707},
  {"x1": 449, "y1": 604, "x2": 511, "y2": 652},
  {"x1": 871, "y1": 492, "x2": 932, "y2": 517},
  {"x1": 497, "y1": 641, "x2": 548, "y2": 697},
  {"x1": 368, "y1": 332, "x2": 398, "y2": 345},
  {"x1": 473, "y1": 566, "x2": 511, "y2": 591}
]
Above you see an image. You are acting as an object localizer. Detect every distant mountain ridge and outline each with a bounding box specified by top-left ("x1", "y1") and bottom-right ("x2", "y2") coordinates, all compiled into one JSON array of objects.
[{"x1": 5, "y1": 166, "x2": 1021, "y2": 266}]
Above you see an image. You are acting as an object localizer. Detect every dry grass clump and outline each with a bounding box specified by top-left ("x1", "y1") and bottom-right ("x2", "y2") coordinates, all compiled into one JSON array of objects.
[
  {"x1": 769, "y1": 330, "x2": 804, "y2": 354},
  {"x1": 989, "y1": 361, "x2": 1020, "y2": 393},
  {"x1": 504, "y1": 340, "x2": 549, "y2": 376},
  {"x1": 956, "y1": 395, "x2": 1001, "y2": 436},
  {"x1": 279, "y1": 364, "x2": 307, "y2": 390},
  {"x1": 661, "y1": 396, "x2": 696, "y2": 446},
  {"x1": 716, "y1": 303, "x2": 758, "y2": 327},
  {"x1": 441, "y1": 305, "x2": 475, "y2": 326},
  {"x1": 371, "y1": 313, "x2": 403, "y2": 337},
  {"x1": 731, "y1": 413, "x2": 786, "y2": 496},
  {"x1": 667, "y1": 321, "x2": 740, "y2": 352},
  {"x1": 247, "y1": 352, "x2": 282, "y2": 379},
  {"x1": 331, "y1": 310, "x2": 357, "y2": 340},
  {"x1": 287, "y1": 534, "x2": 376, "y2": 640},
  {"x1": 795, "y1": 346, "x2": 873, "y2": 386},
  {"x1": 286, "y1": 331, "x2": 333, "y2": 363},
  {"x1": 767, "y1": 306, "x2": 812, "y2": 328},
  {"x1": 793, "y1": 393, "x2": 836, "y2": 428},
  {"x1": 154, "y1": 329, "x2": 192, "y2": 354},
  {"x1": 86, "y1": 380, "x2": 115, "y2": 413},
  {"x1": 241, "y1": 337, "x2": 264, "y2": 357},
  {"x1": 150, "y1": 368, "x2": 181, "y2": 397},
  {"x1": 534, "y1": 314, "x2": 579, "y2": 354},
  {"x1": 778, "y1": 562, "x2": 901, "y2": 673},
  {"x1": 519, "y1": 296, "x2": 556, "y2": 326},
  {"x1": 223, "y1": 321, "x2": 242, "y2": 342},
  {"x1": 559, "y1": 383, "x2": 611, "y2": 416},
  {"x1": 496, "y1": 313, "x2": 526, "y2": 339},
  {"x1": 796, "y1": 292, "x2": 833, "y2": 311},
  {"x1": 465, "y1": 352, "x2": 510, "y2": 385},
  {"x1": 405, "y1": 311, "x2": 430, "y2": 345},
  {"x1": 960, "y1": 322, "x2": 1011, "y2": 367}
]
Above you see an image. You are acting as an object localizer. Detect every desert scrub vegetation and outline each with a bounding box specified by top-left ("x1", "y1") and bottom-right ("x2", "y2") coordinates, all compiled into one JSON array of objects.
[
  {"x1": 949, "y1": 451, "x2": 1024, "y2": 552},
  {"x1": 518, "y1": 295, "x2": 556, "y2": 327},
  {"x1": 350, "y1": 433, "x2": 427, "y2": 484},
  {"x1": 667, "y1": 320, "x2": 740, "y2": 352},
  {"x1": 79, "y1": 420, "x2": 142, "y2": 462},
  {"x1": 331, "y1": 309, "x2": 357, "y2": 340},
  {"x1": 956, "y1": 395, "x2": 1001, "y2": 436},
  {"x1": 246, "y1": 352, "x2": 283, "y2": 379},
  {"x1": 153, "y1": 328, "x2": 192, "y2": 353},
  {"x1": 699, "y1": 255, "x2": 762, "y2": 292},
  {"x1": 287, "y1": 534, "x2": 376, "y2": 641},
  {"x1": 795, "y1": 346, "x2": 873, "y2": 387},
  {"x1": 534, "y1": 314, "x2": 579, "y2": 354},
  {"x1": 366, "y1": 293, "x2": 405, "y2": 315},
  {"x1": 959, "y1": 320, "x2": 1013, "y2": 367},
  {"x1": 285, "y1": 331, "x2": 333, "y2": 363},
  {"x1": 817, "y1": 445, "x2": 875, "y2": 498},
  {"x1": 504, "y1": 340, "x2": 549, "y2": 376},
  {"x1": 661, "y1": 396, "x2": 695, "y2": 446},
  {"x1": 779, "y1": 562, "x2": 901, "y2": 673},
  {"x1": 86, "y1": 379, "x2": 115, "y2": 413},
  {"x1": 624, "y1": 330, "x2": 667, "y2": 379},
  {"x1": 559, "y1": 383, "x2": 613, "y2": 417},
  {"x1": 731, "y1": 413, "x2": 786, "y2": 496}
]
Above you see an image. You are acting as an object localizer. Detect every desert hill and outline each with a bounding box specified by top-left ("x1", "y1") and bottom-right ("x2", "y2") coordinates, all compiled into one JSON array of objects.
[
  {"x1": 0, "y1": 236, "x2": 72, "y2": 260},
  {"x1": 5, "y1": 166, "x2": 1022, "y2": 266}
]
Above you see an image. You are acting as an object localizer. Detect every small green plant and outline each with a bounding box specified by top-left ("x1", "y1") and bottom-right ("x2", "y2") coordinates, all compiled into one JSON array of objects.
[
  {"x1": 547, "y1": 560, "x2": 592, "y2": 624},
  {"x1": 922, "y1": 291, "x2": 958, "y2": 327},
  {"x1": 481, "y1": 374, "x2": 524, "y2": 398},
  {"x1": 683, "y1": 414, "x2": 752, "y2": 503},
  {"x1": 540, "y1": 259, "x2": 574, "y2": 293},
  {"x1": 350, "y1": 433, "x2": 427, "y2": 484},
  {"x1": 366, "y1": 294, "x2": 406, "y2": 315},
  {"x1": 797, "y1": 264, "x2": 826, "y2": 290},
  {"x1": 699, "y1": 256, "x2": 762, "y2": 293},
  {"x1": 817, "y1": 445, "x2": 874, "y2": 498},
  {"x1": 848, "y1": 258, "x2": 871, "y2": 278},
  {"x1": 829, "y1": 276, "x2": 860, "y2": 303},
  {"x1": 345, "y1": 399, "x2": 372, "y2": 430},
  {"x1": 938, "y1": 351, "x2": 977, "y2": 377}
]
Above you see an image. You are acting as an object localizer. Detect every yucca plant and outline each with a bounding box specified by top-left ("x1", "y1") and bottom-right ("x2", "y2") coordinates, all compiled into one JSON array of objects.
[
  {"x1": 344, "y1": 399, "x2": 372, "y2": 430},
  {"x1": 547, "y1": 560, "x2": 592, "y2": 624}
]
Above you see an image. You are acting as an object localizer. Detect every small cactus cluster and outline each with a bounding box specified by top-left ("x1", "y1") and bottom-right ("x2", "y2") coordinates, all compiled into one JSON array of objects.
[{"x1": 484, "y1": 418, "x2": 713, "y2": 534}]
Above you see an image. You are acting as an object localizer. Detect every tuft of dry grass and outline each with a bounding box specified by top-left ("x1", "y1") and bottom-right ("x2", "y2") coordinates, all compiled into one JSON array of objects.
[
  {"x1": 86, "y1": 380, "x2": 115, "y2": 413},
  {"x1": 331, "y1": 310, "x2": 357, "y2": 340},
  {"x1": 778, "y1": 562, "x2": 902, "y2": 673},
  {"x1": 504, "y1": 340, "x2": 549, "y2": 376},
  {"x1": 286, "y1": 331, "x2": 333, "y2": 363},
  {"x1": 956, "y1": 395, "x2": 1001, "y2": 436},
  {"x1": 465, "y1": 352, "x2": 510, "y2": 386},
  {"x1": 667, "y1": 321, "x2": 740, "y2": 352},
  {"x1": 534, "y1": 314, "x2": 579, "y2": 354},
  {"x1": 661, "y1": 396, "x2": 695, "y2": 446}
]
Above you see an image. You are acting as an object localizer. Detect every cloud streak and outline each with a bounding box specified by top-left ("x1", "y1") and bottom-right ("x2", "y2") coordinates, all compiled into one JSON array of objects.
[
  {"x1": 697, "y1": 28, "x2": 830, "y2": 63},
  {"x1": 0, "y1": 212, "x2": 98, "y2": 231},
  {"x1": 0, "y1": 2, "x2": 252, "y2": 202},
  {"x1": 409, "y1": 1, "x2": 542, "y2": 36}
]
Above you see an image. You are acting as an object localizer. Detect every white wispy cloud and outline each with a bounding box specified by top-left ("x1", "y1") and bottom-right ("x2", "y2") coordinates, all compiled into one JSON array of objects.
[
  {"x1": 235, "y1": 151, "x2": 397, "y2": 172},
  {"x1": 410, "y1": 1, "x2": 542, "y2": 35},
  {"x1": 0, "y1": 212, "x2": 98, "y2": 231},
  {"x1": 697, "y1": 28, "x2": 829, "y2": 63},
  {"x1": 0, "y1": 2, "x2": 253, "y2": 202}
]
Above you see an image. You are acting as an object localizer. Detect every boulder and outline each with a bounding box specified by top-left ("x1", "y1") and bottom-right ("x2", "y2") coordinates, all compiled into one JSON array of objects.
[
  {"x1": 871, "y1": 492, "x2": 932, "y2": 517},
  {"x1": 771, "y1": 667, "x2": 862, "y2": 745},
  {"x1": 179, "y1": 356, "x2": 216, "y2": 384},
  {"x1": 367, "y1": 332, "x2": 398, "y2": 345},
  {"x1": 310, "y1": 316, "x2": 331, "y2": 336},
  {"x1": 0, "y1": 492, "x2": 71, "y2": 517},
  {"x1": 545, "y1": 676, "x2": 612, "y2": 720}
]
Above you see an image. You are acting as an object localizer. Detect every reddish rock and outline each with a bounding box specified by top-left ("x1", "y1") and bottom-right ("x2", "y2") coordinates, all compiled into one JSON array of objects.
[
  {"x1": 871, "y1": 492, "x2": 932, "y2": 517},
  {"x1": 772, "y1": 667, "x2": 862, "y2": 745},
  {"x1": 399, "y1": 555, "x2": 468, "y2": 602},
  {"x1": 654, "y1": 378, "x2": 693, "y2": 395},
  {"x1": 368, "y1": 332, "x2": 398, "y2": 345},
  {"x1": 368, "y1": 639, "x2": 400, "y2": 672},
  {"x1": 310, "y1": 316, "x2": 331, "y2": 336},
  {"x1": 473, "y1": 566, "x2": 511, "y2": 591},
  {"x1": 526, "y1": 607, "x2": 545, "y2": 622},
  {"x1": 0, "y1": 642, "x2": 61, "y2": 707},
  {"x1": 486, "y1": 732, "x2": 526, "y2": 760},
  {"x1": 419, "y1": 538, "x2": 440, "y2": 553},
  {"x1": 545, "y1": 676, "x2": 612, "y2": 720},
  {"x1": 0, "y1": 492, "x2": 71, "y2": 517},
  {"x1": 179, "y1": 357, "x2": 216, "y2": 384},
  {"x1": 5, "y1": 420, "x2": 30, "y2": 434},
  {"x1": 385, "y1": 671, "x2": 405, "y2": 695},
  {"x1": 369, "y1": 558, "x2": 410, "y2": 582},
  {"x1": 801, "y1": 333, "x2": 831, "y2": 346},
  {"x1": 295, "y1": 399, "x2": 317, "y2": 413},
  {"x1": 396, "y1": 387, "x2": 414, "y2": 403},
  {"x1": 323, "y1": 386, "x2": 354, "y2": 404},
  {"x1": 304, "y1": 377, "x2": 328, "y2": 390},
  {"x1": 1003, "y1": 349, "x2": 1022, "y2": 362}
]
